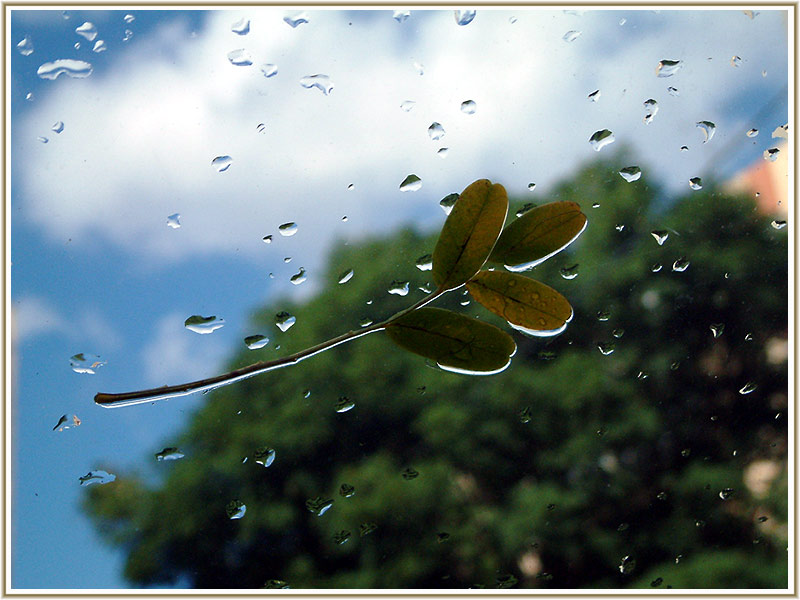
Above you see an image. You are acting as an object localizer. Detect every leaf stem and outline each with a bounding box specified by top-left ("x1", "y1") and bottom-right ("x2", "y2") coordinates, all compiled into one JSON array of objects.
[{"x1": 94, "y1": 287, "x2": 447, "y2": 408}]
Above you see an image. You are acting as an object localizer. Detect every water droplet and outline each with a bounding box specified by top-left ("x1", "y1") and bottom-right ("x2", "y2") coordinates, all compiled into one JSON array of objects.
[
  {"x1": 399, "y1": 174, "x2": 422, "y2": 192},
  {"x1": 495, "y1": 574, "x2": 518, "y2": 589},
  {"x1": 37, "y1": 136, "x2": 48, "y2": 144},
  {"x1": 300, "y1": 74, "x2": 333, "y2": 95},
  {"x1": 338, "y1": 268, "x2": 354, "y2": 284},
  {"x1": 719, "y1": 487, "x2": 735, "y2": 500},
  {"x1": 643, "y1": 99, "x2": 658, "y2": 124},
  {"x1": 17, "y1": 35, "x2": 34, "y2": 56},
  {"x1": 211, "y1": 155, "x2": 233, "y2": 172},
  {"x1": 184, "y1": 315, "x2": 225, "y2": 334},
  {"x1": 650, "y1": 577, "x2": 664, "y2": 587},
  {"x1": 123, "y1": 14, "x2": 135, "y2": 23},
  {"x1": 437, "y1": 147, "x2": 449, "y2": 158},
  {"x1": 680, "y1": 145, "x2": 689, "y2": 152},
  {"x1": 245, "y1": 334, "x2": 269, "y2": 350},
  {"x1": 763, "y1": 147, "x2": 780, "y2": 162},
  {"x1": 709, "y1": 323, "x2": 724, "y2": 338},
  {"x1": 166, "y1": 213, "x2": 181, "y2": 229},
  {"x1": 359, "y1": 317, "x2": 374, "y2": 327},
  {"x1": 415, "y1": 254, "x2": 433, "y2": 271},
  {"x1": 589, "y1": 129, "x2": 615, "y2": 151},
  {"x1": 612, "y1": 328, "x2": 625, "y2": 338},
  {"x1": 758, "y1": 515, "x2": 769, "y2": 523},
  {"x1": 290, "y1": 267, "x2": 307, "y2": 285},
  {"x1": 92, "y1": 39, "x2": 107, "y2": 53},
  {"x1": 75, "y1": 21, "x2": 98, "y2": 41},
  {"x1": 226, "y1": 500, "x2": 246, "y2": 520},
  {"x1": 588, "y1": 89, "x2": 600, "y2": 102},
  {"x1": 597, "y1": 310, "x2": 610, "y2": 321},
  {"x1": 260, "y1": 63, "x2": 278, "y2": 78},
  {"x1": 388, "y1": 280, "x2": 410, "y2": 296},
  {"x1": 231, "y1": 18, "x2": 250, "y2": 35},
  {"x1": 619, "y1": 17, "x2": 627, "y2": 25},
  {"x1": 657, "y1": 491, "x2": 668, "y2": 500},
  {"x1": 746, "y1": 128, "x2": 759, "y2": 137},
  {"x1": 428, "y1": 122, "x2": 446, "y2": 141},
  {"x1": 284, "y1": 12, "x2": 309, "y2": 27},
  {"x1": 598, "y1": 342, "x2": 616, "y2": 355},
  {"x1": 262, "y1": 234, "x2": 273, "y2": 244},
  {"x1": 519, "y1": 406, "x2": 532, "y2": 424},
  {"x1": 335, "y1": 397, "x2": 355, "y2": 413},
  {"x1": 771, "y1": 220, "x2": 787, "y2": 230},
  {"x1": 155, "y1": 447, "x2": 184, "y2": 461},
  {"x1": 696, "y1": 121, "x2": 716, "y2": 143},
  {"x1": 689, "y1": 177, "x2": 703, "y2": 190},
  {"x1": 333, "y1": 530, "x2": 351, "y2": 545},
  {"x1": 460, "y1": 99, "x2": 477, "y2": 114},
  {"x1": 275, "y1": 312, "x2": 296, "y2": 332},
  {"x1": 305, "y1": 497, "x2": 334, "y2": 516},
  {"x1": 563, "y1": 30, "x2": 581, "y2": 42},
  {"x1": 122, "y1": 29, "x2": 133, "y2": 42},
  {"x1": 730, "y1": 55, "x2": 742, "y2": 67},
  {"x1": 254, "y1": 446, "x2": 276, "y2": 467},
  {"x1": 400, "y1": 100, "x2": 416, "y2": 112},
  {"x1": 53, "y1": 414, "x2": 81, "y2": 431},
  {"x1": 515, "y1": 202, "x2": 535, "y2": 217},
  {"x1": 393, "y1": 10, "x2": 411, "y2": 22},
  {"x1": 360, "y1": 522, "x2": 378, "y2": 536},
  {"x1": 303, "y1": 389, "x2": 311, "y2": 398},
  {"x1": 645, "y1": 231, "x2": 668, "y2": 247},
  {"x1": 70, "y1": 353, "x2": 105, "y2": 374},
  {"x1": 25, "y1": 92, "x2": 33, "y2": 101},
  {"x1": 619, "y1": 166, "x2": 642, "y2": 182},
  {"x1": 672, "y1": 258, "x2": 690, "y2": 272},
  {"x1": 263, "y1": 580, "x2": 290, "y2": 589},
  {"x1": 412, "y1": 60, "x2": 424, "y2": 75},
  {"x1": 615, "y1": 224, "x2": 625, "y2": 232},
  {"x1": 656, "y1": 59, "x2": 683, "y2": 77},
  {"x1": 79, "y1": 470, "x2": 115, "y2": 486},
  {"x1": 509, "y1": 16, "x2": 518, "y2": 24},
  {"x1": 339, "y1": 483, "x2": 355, "y2": 498},
  {"x1": 772, "y1": 124, "x2": 788, "y2": 139},
  {"x1": 739, "y1": 381, "x2": 757, "y2": 395},
  {"x1": 560, "y1": 264, "x2": 579, "y2": 280},
  {"x1": 37, "y1": 59, "x2": 93, "y2": 80},
  {"x1": 278, "y1": 222, "x2": 298, "y2": 236},
  {"x1": 454, "y1": 9, "x2": 476, "y2": 26},
  {"x1": 618, "y1": 555, "x2": 636, "y2": 574},
  {"x1": 227, "y1": 49, "x2": 253, "y2": 66},
  {"x1": 402, "y1": 467, "x2": 419, "y2": 480}
]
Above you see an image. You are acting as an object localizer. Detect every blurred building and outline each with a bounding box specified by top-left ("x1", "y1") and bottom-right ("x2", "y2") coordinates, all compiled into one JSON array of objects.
[{"x1": 723, "y1": 138, "x2": 788, "y2": 217}]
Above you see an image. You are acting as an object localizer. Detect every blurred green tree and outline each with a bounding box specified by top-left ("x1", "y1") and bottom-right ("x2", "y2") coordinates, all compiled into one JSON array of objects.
[{"x1": 84, "y1": 154, "x2": 788, "y2": 589}]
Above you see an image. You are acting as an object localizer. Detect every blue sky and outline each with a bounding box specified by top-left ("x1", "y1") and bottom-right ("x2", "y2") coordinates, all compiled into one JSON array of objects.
[{"x1": 9, "y1": 7, "x2": 789, "y2": 589}]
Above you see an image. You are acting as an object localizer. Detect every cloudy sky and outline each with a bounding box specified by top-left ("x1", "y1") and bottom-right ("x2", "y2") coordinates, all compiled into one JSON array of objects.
[{"x1": 9, "y1": 6, "x2": 789, "y2": 589}]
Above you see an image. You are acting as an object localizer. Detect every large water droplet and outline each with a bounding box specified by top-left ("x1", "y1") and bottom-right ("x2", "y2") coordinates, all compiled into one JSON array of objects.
[
  {"x1": 672, "y1": 257, "x2": 690, "y2": 272},
  {"x1": 643, "y1": 99, "x2": 658, "y2": 124},
  {"x1": 739, "y1": 381, "x2": 757, "y2": 395},
  {"x1": 79, "y1": 470, "x2": 115, "y2": 486},
  {"x1": 53, "y1": 414, "x2": 81, "y2": 431},
  {"x1": 696, "y1": 121, "x2": 716, "y2": 143},
  {"x1": 393, "y1": 10, "x2": 411, "y2": 22},
  {"x1": 338, "y1": 268, "x2": 354, "y2": 284},
  {"x1": 400, "y1": 100, "x2": 416, "y2": 112},
  {"x1": 260, "y1": 63, "x2": 278, "y2": 78},
  {"x1": 428, "y1": 122, "x2": 446, "y2": 140},
  {"x1": 231, "y1": 18, "x2": 250, "y2": 35},
  {"x1": 689, "y1": 177, "x2": 703, "y2": 190},
  {"x1": 290, "y1": 267, "x2": 307, "y2": 285},
  {"x1": 184, "y1": 315, "x2": 225, "y2": 334},
  {"x1": 619, "y1": 166, "x2": 641, "y2": 182},
  {"x1": 454, "y1": 9, "x2": 476, "y2": 25},
  {"x1": 300, "y1": 74, "x2": 333, "y2": 95},
  {"x1": 763, "y1": 148, "x2": 780, "y2": 162},
  {"x1": 588, "y1": 89, "x2": 600, "y2": 102},
  {"x1": 560, "y1": 264, "x2": 579, "y2": 280},
  {"x1": 92, "y1": 40, "x2": 107, "y2": 53},
  {"x1": 461, "y1": 99, "x2": 477, "y2": 114},
  {"x1": 284, "y1": 12, "x2": 309, "y2": 27},
  {"x1": 227, "y1": 49, "x2": 253, "y2": 66},
  {"x1": 562, "y1": 30, "x2": 581, "y2": 42},
  {"x1": 335, "y1": 397, "x2": 355, "y2": 413},
  {"x1": 244, "y1": 334, "x2": 269, "y2": 350},
  {"x1": 75, "y1": 21, "x2": 98, "y2": 41},
  {"x1": 17, "y1": 35, "x2": 34, "y2": 56},
  {"x1": 37, "y1": 59, "x2": 93, "y2": 80},
  {"x1": 772, "y1": 124, "x2": 788, "y2": 139},
  {"x1": 651, "y1": 230, "x2": 669, "y2": 245},
  {"x1": 166, "y1": 213, "x2": 181, "y2": 229},
  {"x1": 305, "y1": 496, "x2": 334, "y2": 516},
  {"x1": 70, "y1": 353, "x2": 105, "y2": 374},
  {"x1": 589, "y1": 129, "x2": 615, "y2": 151},
  {"x1": 415, "y1": 254, "x2": 433, "y2": 271},
  {"x1": 226, "y1": 500, "x2": 246, "y2": 519},
  {"x1": 388, "y1": 280, "x2": 410, "y2": 296},
  {"x1": 155, "y1": 447, "x2": 185, "y2": 461},
  {"x1": 709, "y1": 323, "x2": 724, "y2": 338},
  {"x1": 275, "y1": 312, "x2": 296, "y2": 332},
  {"x1": 254, "y1": 446, "x2": 276, "y2": 467},
  {"x1": 211, "y1": 155, "x2": 233, "y2": 172},
  {"x1": 278, "y1": 222, "x2": 298, "y2": 236},
  {"x1": 399, "y1": 174, "x2": 422, "y2": 192},
  {"x1": 656, "y1": 59, "x2": 683, "y2": 77}
]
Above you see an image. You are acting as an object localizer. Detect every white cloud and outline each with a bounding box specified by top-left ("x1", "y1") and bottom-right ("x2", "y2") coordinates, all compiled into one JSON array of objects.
[{"x1": 16, "y1": 8, "x2": 789, "y2": 276}]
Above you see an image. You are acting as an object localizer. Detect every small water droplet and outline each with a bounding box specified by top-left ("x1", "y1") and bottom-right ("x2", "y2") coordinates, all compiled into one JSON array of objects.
[
  {"x1": 615, "y1": 224, "x2": 625, "y2": 232},
  {"x1": 227, "y1": 49, "x2": 253, "y2": 66},
  {"x1": 262, "y1": 234, "x2": 272, "y2": 244},
  {"x1": 597, "y1": 309, "x2": 610, "y2": 321},
  {"x1": 460, "y1": 99, "x2": 477, "y2": 114},
  {"x1": 689, "y1": 177, "x2": 703, "y2": 190},
  {"x1": 231, "y1": 18, "x2": 250, "y2": 35},
  {"x1": 166, "y1": 213, "x2": 181, "y2": 229},
  {"x1": 278, "y1": 222, "x2": 298, "y2": 236},
  {"x1": 393, "y1": 10, "x2": 411, "y2": 23},
  {"x1": 598, "y1": 342, "x2": 616, "y2": 355},
  {"x1": 428, "y1": 122, "x2": 446, "y2": 140},
  {"x1": 672, "y1": 258, "x2": 690, "y2": 272},
  {"x1": 400, "y1": 100, "x2": 416, "y2": 112},
  {"x1": 746, "y1": 128, "x2": 759, "y2": 137},
  {"x1": 656, "y1": 491, "x2": 668, "y2": 500},
  {"x1": 589, "y1": 129, "x2": 615, "y2": 151},
  {"x1": 454, "y1": 9, "x2": 476, "y2": 26},
  {"x1": 680, "y1": 145, "x2": 689, "y2": 152},
  {"x1": 667, "y1": 86, "x2": 680, "y2": 96},
  {"x1": 254, "y1": 446, "x2": 276, "y2": 467},
  {"x1": 300, "y1": 74, "x2": 334, "y2": 95},
  {"x1": 37, "y1": 136, "x2": 48, "y2": 144},
  {"x1": 263, "y1": 580, "x2": 290, "y2": 589},
  {"x1": 656, "y1": 59, "x2": 683, "y2": 77},
  {"x1": 244, "y1": 334, "x2": 269, "y2": 350},
  {"x1": 275, "y1": 312, "x2": 296, "y2": 332},
  {"x1": 650, "y1": 577, "x2": 663, "y2": 587},
  {"x1": 226, "y1": 500, "x2": 246, "y2": 520},
  {"x1": 399, "y1": 174, "x2": 422, "y2": 192},
  {"x1": 619, "y1": 166, "x2": 642, "y2": 182},
  {"x1": 709, "y1": 323, "x2": 724, "y2": 338},
  {"x1": 360, "y1": 522, "x2": 377, "y2": 536},
  {"x1": 123, "y1": 14, "x2": 135, "y2": 23},
  {"x1": 338, "y1": 483, "x2": 356, "y2": 498},
  {"x1": 92, "y1": 39, "x2": 107, "y2": 53},
  {"x1": 335, "y1": 397, "x2": 355, "y2": 413},
  {"x1": 719, "y1": 487, "x2": 735, "y2": 500},
  {"x1": 739, "y1": 381, "x2": 757, "y2": 395},
  {"x1": 730, "y1": 55, "x2": 742, "y2": 67},
  {"x1": 438, "y1": 193, "x2": 458, "y2": 214},
  {"x1": 25, "y1": 92, "x2": 33, "y2": 101},
  {"x1": 763, "y1": 147, "x2": 780, "y2": 162},
  {"x1": 650, "y1": 230, "x2": 669, "y2": 245},
  {"x1": 588, "y1": 89, "x2": 600, "y2": 102},
  {"x1": 359, "y1": 317, "x2": 373, "y2": 327},
  {"x1": 771, "y1": 220, "x2": 787, "y2": 230},
  {"x1": 284, "y1": 11, "x2": 309, "y2": 27},
  {"x1": 412, "y1": 60, "x2": 424, "y2": 75},
  {"x1": 758, "y1": 515, "x2": 769, "y2": 523},
  {"x1": 509, "y1": 16, "x2": 518, "y2": 24},
  {"x1": 211, "y1": 155, "x2": 233, "y2": 172},
  {"x1": 260, "y1": 63, "x2": 278, "y2": 78},
  {"x1": 680, "y1": 448, "x2": 691, "y2": 457},
  {"x1": 305, "y1": 496, "x2": 333, "y2": 516},
  {"x1": 17, "y1": 35, "x2": 34, "y2": 56},
  {"x1": 122, "y1": 29, "x2": 133, "y2": 42},
  {"x1": 519, "y1": 406, "x2": 532, "y2": 424},
  {"x1": 744, "y1": 333, "x2": 753, "y2": 341},
  {"x1": 612, "y1": 328, "x2": 625, "y2": 338},
  {"x1": 619, "y1": 17, "x2": 627, "y2": 25},
  {"x1": 415, "y1": 254, "x2": 433, "y2": 271},
  {"x1": 53, "y1": 414, "x2": 81, "y2": 432},
  {"x1": 560, "y1": 264, "x2": 579, "y2": 280},
  {"x1": 643, "y1": 98, "x2": 658, "y2": 124},
  {"x1": 184, "y1": 315, "x2": 225, "y2": 334},
  {"x1": 562, "y1": 30, "x2": 581, "y2": 42},
  {"x1": 333, "y1": 530, "x2": 351, "y2": 545},
  {"x1": 516, "y1": 202, "x2": 535, "y2": 217},
  {"x1": 338, "y1": 268, "x2": 354, "y2": 284},
  {"x1": 696, "y1": 121, "x2": 716, "y2": 143},
  {"x1": 636, "y1": 371, "x2": 649, "y2": 380},
  {"x1": 75, "y1": 21, "x2": 98, "y2": 41},
  {"x1": 70, "y1": 353, "x2": 106, "y2": 374},
  {"x1": 290, "y1": 267, "x2": 307, "y2": 285},
  {"x1": 388, "y1": 280, "x2": 410, "y2": 296},
  {"x1": 437, "y1": 147, "x2": 449, "y2": 158},
  {"x1": 402, "y1": 467, "x2": 419, "y2": 480},
  {"x1": 79, "y1": 470, "x2": 115, "y2": 486},
  {"x1": 155, "y1": 447, "x2": 185, "y2": 461},
  {"x1": 37, "y1": 59, "x2": 93, "y2": 80}
]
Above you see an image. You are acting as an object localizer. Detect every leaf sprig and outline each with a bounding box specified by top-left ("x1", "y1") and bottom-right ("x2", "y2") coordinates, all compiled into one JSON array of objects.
[{"x1": 95, "y1": 179, "x2": 587, "y2": 408}]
